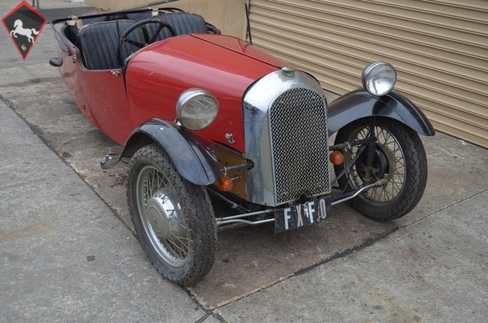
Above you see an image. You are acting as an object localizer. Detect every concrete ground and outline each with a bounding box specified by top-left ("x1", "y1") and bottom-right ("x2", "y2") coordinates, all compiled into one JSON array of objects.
[{"x1": 1, "y1": 0, "x2": 487, "y2": 322}]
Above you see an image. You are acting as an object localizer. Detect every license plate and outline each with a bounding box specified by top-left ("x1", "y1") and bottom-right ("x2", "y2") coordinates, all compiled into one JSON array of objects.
[{"x1": 274, "y1": 196, "x2": 331, "y2": 233}]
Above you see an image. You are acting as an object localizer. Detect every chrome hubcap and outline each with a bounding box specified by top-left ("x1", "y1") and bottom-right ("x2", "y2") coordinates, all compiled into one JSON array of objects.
[
  {"x1": 146, "y1": 195, "x2": 170, "y2": 239},
  {"x1": 136, "y1": 165, "x2": 190, "y2": 268}
]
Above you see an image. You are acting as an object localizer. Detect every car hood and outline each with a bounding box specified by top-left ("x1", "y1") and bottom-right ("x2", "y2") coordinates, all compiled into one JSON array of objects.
[
  {"x1": 190, "y1": 34, "x2": 290, "y2": 68},
  {"x1": 126, "y1": 34, "x2": 281, "y2": 152}
]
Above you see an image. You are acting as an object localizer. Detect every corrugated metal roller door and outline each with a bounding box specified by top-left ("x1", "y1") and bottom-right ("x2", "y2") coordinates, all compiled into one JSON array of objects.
[{"x1": 249, "y1": 0, "x2": 488, "y2": 148}]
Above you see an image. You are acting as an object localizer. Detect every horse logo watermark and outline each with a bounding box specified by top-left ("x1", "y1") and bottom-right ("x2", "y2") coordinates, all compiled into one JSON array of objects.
[
  {"x1": 1, "y1": 1, "x2": 46, "y2": 60},
  {"x1": 10, "y1": 19, "x2": 40, "y2": 43}
]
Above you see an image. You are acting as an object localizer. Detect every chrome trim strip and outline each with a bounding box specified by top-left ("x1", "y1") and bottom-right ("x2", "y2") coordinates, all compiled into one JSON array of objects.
[
  {"x1": 217, "y1": 218, "x2": 275, "y2": 226},
  {"x1": 215, "y1": 209, "x2": 274, "y2": 223},
  {"x1": 331, "y1": 181, "x2": 386, "y2": 206}
]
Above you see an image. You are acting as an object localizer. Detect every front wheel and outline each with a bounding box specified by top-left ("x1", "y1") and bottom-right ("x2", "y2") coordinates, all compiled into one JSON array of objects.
[
  {"x1": 127, "y1": 144, "x2": 217, "y2": 286},
  {"x1": 334, "y1": 118, "x2": 428, "y2": 220}
]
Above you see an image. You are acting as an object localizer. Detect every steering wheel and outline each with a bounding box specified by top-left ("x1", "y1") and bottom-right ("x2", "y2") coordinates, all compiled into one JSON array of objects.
[{"x1": 117, "y1": 19, "x2": 177, "y2": 67}]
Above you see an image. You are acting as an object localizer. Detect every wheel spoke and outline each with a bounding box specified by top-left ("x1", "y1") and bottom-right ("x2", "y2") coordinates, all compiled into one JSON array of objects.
[
  {"x1": 334, "y1": 119, "x2": 427, "y2": 222},
  {"x1": 122, "y1": 37, "x2": 145, "y2": 48},
  {"x1": 377, "y1": 187, "x2": 386, "y2": 201},
  {"x1": 131, "y1": 145, "x2": 217, "y2": 285},
  {"x1": 173, "y1": 219, "x2": 188, "y2": 230},
  {"x1": 391, "y1": 180, "x2": 403, "y2": 194},
  {"x1": 166, "y1": 235, "x2": 189, "y2": 258},
  {"x1": 157, "y1": 172, "x2": 165, "y2": 190},
  {"x1": 345, "y1": 124, "x2": 409, "y2": 203},
  {"x1": 170, "y1": 233, "x2": 190, "y2": 248},
  {"x1": 149, "y1": 170, "x2": 156, "y2": 196},
  {"x1": 136, "y1": 164, "x2": 192, "y2": 265},
  {"x1": 165, "y1": 240, "x2": 184, "y2": 258}
]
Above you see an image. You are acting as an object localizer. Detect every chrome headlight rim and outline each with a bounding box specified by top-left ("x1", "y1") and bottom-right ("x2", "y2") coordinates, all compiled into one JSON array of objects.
[
  {"x1": 176, "y1": 88, "x2": 219, "y2": 131},
  {"x1": 361, "y1": 61, "x2": 397, "y2": 97}
]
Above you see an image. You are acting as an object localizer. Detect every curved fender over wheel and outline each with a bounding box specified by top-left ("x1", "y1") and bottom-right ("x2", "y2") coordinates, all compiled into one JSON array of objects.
[
  {"x1": 327, "y1": 89, "x2": 436, "y2": 136},
  {"x1": 333, "y1": 117, "x2": 428, "y2": 220},
  {"x1": 101, "y1": 119, "x2": 219, "y2": 186}
]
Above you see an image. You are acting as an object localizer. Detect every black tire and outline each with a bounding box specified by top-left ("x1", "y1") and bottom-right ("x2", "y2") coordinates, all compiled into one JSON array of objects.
[
  {"x1": 334, "y1": 117, "x2": 428, "y2": 220},
  {"x1": 127, "y1": 144, "x2": 217, "y2": 286}
]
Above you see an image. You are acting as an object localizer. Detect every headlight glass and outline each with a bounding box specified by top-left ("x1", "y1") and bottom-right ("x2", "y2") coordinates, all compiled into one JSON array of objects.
[
  {"x1": 361, "y1": 61, "x2": 397, "y2": 96},
  {"x1": 176, "y1": 89, "x2": 219, "y2": 130}
]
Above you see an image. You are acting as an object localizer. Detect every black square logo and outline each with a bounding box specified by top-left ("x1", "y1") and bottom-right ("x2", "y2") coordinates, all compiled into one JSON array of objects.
[{"x1": 1, "y1": 1, "x2": 47, "y2": 60}]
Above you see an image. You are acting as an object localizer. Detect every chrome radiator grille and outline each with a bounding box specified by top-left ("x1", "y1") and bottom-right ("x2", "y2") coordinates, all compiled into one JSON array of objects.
[{"x1": 269, "y1": 88, "x2": 330, "y2": 205}]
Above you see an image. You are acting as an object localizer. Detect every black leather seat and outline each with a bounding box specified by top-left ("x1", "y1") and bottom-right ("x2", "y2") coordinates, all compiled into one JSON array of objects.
[
  {"x1": 146, "y1": 13, "x2": 209, "y2": 41},
  {"x1": 79, "y1": 20, "x2": 143, "y2": 70}
]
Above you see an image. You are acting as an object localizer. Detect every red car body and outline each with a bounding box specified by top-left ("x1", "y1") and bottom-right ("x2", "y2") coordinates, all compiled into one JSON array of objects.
[
  {"x1": 127, "y1": 34, "x2": 286, "y2": 152},
  {"x1": 59, "y1": 29, "x2": 286, "y2": 150}
]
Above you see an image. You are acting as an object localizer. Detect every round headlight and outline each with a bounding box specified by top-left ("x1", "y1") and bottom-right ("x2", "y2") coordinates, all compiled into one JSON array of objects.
[
  {"x1": 361, "y1": 61, "x2": 397, "y2": 96},
  {"x1": 176, "y1": 89, "x2": 219, "y2": 130}
]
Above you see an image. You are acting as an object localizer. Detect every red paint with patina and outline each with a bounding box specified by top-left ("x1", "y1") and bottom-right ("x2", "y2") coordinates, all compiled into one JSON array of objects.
[
  {"x1": 58, "y1": 32, "x2": 286, "y2": 151},
  {"x1": 58, "y1": 46, "x2": 132, "y2": 145},
  {"x1": 126, "y1": 34, "x2": 282, "y2": 152}
]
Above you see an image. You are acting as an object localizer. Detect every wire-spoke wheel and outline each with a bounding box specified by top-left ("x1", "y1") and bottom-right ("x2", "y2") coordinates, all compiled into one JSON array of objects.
[
  {"x1": 127, "y1": 144, "x2": 216, "y2": 286},
  {"x1": 334, "y1": 117, "x2": 428, "y2": 220}
]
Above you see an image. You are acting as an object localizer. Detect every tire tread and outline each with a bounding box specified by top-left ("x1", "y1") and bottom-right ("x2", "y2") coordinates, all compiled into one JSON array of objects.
[
  {"x1": 127, "y1": 144, "x2": 216, "y2": 286},
  {"x1": 335, "y1": 118, "x2": 428, "y2": 221}
]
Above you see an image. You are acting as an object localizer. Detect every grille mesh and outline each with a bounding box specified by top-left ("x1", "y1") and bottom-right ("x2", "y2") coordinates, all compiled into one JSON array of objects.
[{"x1": 269, "y1": 88, "x2": 330, "y2": 204}]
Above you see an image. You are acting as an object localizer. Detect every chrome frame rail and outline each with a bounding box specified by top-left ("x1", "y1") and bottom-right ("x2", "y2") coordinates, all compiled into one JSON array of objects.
[
  {"x1": 215, "y1": 180, "x2": 385, "y2": 227},
  {"x1": 331, "y1": 180, "x2": 386, "y2": 206},
  {"x1": 215, "y1": 209, "x2": 274, "y2": 226}
]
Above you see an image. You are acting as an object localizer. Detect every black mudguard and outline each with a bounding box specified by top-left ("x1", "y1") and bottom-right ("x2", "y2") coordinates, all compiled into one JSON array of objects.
[
  {"x1": 327, "y1": 89, "x2": 435, "y2": 136},
  {"x1": 101, "y1": 119, "x2": 219, "y2": 186}
]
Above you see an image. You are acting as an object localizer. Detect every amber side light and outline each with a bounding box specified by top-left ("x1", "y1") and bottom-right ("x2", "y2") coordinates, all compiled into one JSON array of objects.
[
  {"x1": 329, "y1": 151, "x2": 344, "y2": 165},
  {"x1": 218, "y1": 176, "x2": 234, "y2": 191}
]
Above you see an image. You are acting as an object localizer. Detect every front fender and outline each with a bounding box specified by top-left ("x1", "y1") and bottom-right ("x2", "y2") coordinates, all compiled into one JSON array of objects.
[
  {"x1": 327, "y1": 89, "x2": 435, "y2": 136},
  {"x1": 101, "y1": 119, "x2": 219, "y2": 186}
]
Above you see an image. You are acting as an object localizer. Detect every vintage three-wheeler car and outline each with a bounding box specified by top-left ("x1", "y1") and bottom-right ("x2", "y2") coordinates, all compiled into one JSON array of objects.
[{"x1": 50, "y1": 7, "x2": 434, "y2": 286}]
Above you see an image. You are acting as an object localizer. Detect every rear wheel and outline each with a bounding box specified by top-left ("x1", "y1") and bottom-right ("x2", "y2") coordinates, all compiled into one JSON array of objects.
[
  {"x1": 334, "y1": 118, "x2": 428, "y2": 220},
  {"x1": 127, "y1": 144, "x2": 216, "y2": 286}
]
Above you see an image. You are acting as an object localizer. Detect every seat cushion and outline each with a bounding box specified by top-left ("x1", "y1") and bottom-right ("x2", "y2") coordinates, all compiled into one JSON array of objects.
[
  {"x1": 162, "y1": 12, "x2": 208, "y2": 35},
  {"x1": 146, "y1": 13, "x2": 209, "y2": 41},
  {"x1": 79, "y1": 20, "x2": 143, "y2": 70}
]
